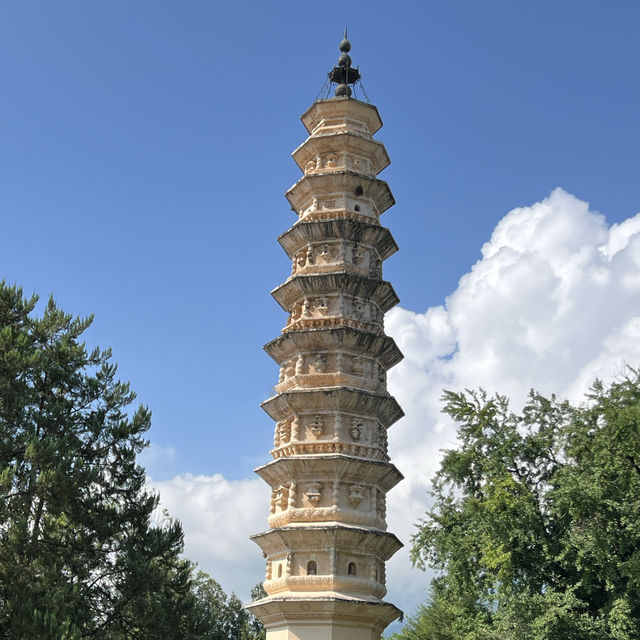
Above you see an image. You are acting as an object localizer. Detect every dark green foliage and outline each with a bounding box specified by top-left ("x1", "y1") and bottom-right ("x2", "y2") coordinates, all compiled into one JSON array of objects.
[
  {"x1": 393, "y1": 373, "x2": 640, "y2": 640},
  {"x1": 0, "y1": 282, "x2": 264, "y2": 639}
]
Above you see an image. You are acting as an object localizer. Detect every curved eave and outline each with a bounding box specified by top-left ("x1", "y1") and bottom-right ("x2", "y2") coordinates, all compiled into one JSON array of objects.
[
  {"x1": 277, "y1": 219, "x2": 398, "y2": 261},
  {"x1": 286, "y1": 172, "x2": 395, "y2": 215},
  {"x1": 292, "y1": 132, "x2": 390, "y2": 175},
  {"x1": 271, "y1": 273, "x2": 399, "y2": 313},
  {"x1": 261, "y1": 387, "x2": 404, "y2": 428},
  {"x1": 301, "y1": 97, "x2": 383, "y2": 136},
  {"x1": 254, "y1": 454, "x2": 403, "y2": 493},
  {"x1": 264, "y1": 328, "x2": 403, "y2": 370},
  {"x1": 246, "y1": 596, "x2": 402, "y2": 629},
  {"x1": 251, "y1": 525, "x2": 403, "y2": 559}
]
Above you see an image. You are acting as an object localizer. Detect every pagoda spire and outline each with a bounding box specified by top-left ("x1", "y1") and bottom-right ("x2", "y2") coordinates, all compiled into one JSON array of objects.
[
  {"x1": 248, "y1": 34, "x2": 403, "y2": 640},
  {"x1": 328, "y1": 28, "x2": 361, "y2": 97}
]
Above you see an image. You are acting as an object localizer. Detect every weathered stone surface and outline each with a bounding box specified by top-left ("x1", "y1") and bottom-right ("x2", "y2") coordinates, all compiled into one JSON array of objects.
[
  {"x1": 301, "y1": 97, "x2": 384, "y2": 136},
  {"x1": 261, "y1": 388, "x2": 404, "y2": 428},
  {"x1": 271, "y1": 273, "x2": 399, "y2": 313},
  {"x1": 277, "y1": 219, "x2": 398, "y2": 261},
  {"x1": 251, "y1": 91, "x2": 403, "y2": 640},
  {"x1": 292, "y1": 132, "x2": 390, "y2": 176},
  {"x1": 255, "y1": 455, "x2": 403, "y2": 493},
  {"x1": 264, "y1": 328, "x2": 403, "y2": 371},
  {"x1": 286, "y1": 172, "x2": 395, "y2": 218}
]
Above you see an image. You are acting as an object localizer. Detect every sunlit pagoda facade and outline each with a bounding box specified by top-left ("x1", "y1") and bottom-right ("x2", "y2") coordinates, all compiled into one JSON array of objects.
[{"x1": 247, "y1": 33, "x2": 404, "y2": 640}]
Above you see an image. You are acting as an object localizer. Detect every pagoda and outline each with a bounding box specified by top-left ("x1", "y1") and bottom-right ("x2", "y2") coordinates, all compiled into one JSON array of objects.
[{"x1": 247, "y1": 32, "x2": 404, "y2": 640}]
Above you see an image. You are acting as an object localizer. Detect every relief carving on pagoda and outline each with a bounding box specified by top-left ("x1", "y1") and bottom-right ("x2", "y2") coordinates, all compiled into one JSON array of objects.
[
  {"x1": 267, "y1": 477, "x2": 388, "y2": 531},
  {"x1": 300, "y1": 194, "x2": 376, "y2": 222},
  {"x1": 305, "y1": 481, "x2": 322, "y2": 505},
  {"x1": 308, "y1": 414, "x2": 325, "y2": 438}
]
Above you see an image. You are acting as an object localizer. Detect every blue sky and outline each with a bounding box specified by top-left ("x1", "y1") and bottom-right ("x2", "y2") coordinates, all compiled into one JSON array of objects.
[{"x1": 3, "y1": 0, "x2": 640, "y2": 614}]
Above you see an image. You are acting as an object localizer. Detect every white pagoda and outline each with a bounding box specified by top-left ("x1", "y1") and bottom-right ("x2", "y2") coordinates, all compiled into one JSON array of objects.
[{"x1": 248, "y1": 32, "x2": 404, "y2": 640}]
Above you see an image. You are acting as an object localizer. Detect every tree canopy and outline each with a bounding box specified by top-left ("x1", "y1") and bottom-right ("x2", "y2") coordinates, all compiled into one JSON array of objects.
[
  {"x1": 0, "y1": 282, "x2": 263, "y2": 639},
  {"x1": 393, "y1": 372, "x2": 640, "y2": 640}
]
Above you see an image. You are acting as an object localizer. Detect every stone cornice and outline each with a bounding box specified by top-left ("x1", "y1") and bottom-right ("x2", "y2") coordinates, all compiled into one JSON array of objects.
[
  {"x1": 277, "y1": 219, "x2": 398, "y2": 261},
  {"x1": 251, "y1": 525, "x2": 402, "y2": 559},
  {"x1": 261, "y1": 387, "x2": 404, "y2": 428},
  {"x1": 286, "y1": 172, "x2": 395, "y2": 216},
  {"x1": 246, "y1": 596, "x2": 402, "y2": 630},
  {"x1": 254, "y1": 455, "x2": 403, "y2": 492},
  {"x1": 292, "y1": 132, "x2": 390, "y2": 176},
  {"x1": 264, "y1": 328, "x2": 403, "y2": 370},
  {"x1": 301, "y1": 98, "x2": 383, "y2": 136},
  {"x1": 271, "y1": 273, "x2": 399, "y2": 313}
]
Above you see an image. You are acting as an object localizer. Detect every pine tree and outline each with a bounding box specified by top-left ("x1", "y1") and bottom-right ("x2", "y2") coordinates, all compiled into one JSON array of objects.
[{"x1": 0, "y1": 283, "x2": 192, "y2": 638}]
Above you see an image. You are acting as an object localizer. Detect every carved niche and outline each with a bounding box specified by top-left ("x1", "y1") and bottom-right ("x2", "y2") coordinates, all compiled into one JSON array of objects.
[
  {"x1": 309, "y1": 414, "x2": 325, "y2": 438},
  {"x1": 315, "y1": 297, "x2": 329, "y2": 316},
  {"x1": 305, "y1": 482, "x2": 322, "y2": 505},
  {"x1": 311, "y1": 353, "x2": 326, "y2": 373},
  {"x1": 350, "y1": 417, "x2": 364, "y2": 441},
  {"x1": 348, "y1": 484, "x2": 366, "y2": 509}
]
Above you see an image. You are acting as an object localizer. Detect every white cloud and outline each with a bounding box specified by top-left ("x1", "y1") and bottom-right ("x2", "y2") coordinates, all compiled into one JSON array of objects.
[
  {"x1": 150, "y1": 188, "x2": 640, "y2": 619},
  {"x1": 148, "y1": 473, "x2": 270, "y2": 599}
]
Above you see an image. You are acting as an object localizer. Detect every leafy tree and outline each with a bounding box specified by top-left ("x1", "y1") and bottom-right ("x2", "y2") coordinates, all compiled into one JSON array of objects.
[
  {"x1": 393, "y1": 372, "x2": 640, "y2": 640},
  {"x1": 183, "y1": 573, "x2": 265, "y2": 640},
  {"x1": 0, "y1": 283, "x2": 262, "y2": 639}
]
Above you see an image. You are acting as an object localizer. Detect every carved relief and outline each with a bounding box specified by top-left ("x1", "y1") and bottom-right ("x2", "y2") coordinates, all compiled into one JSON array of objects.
[
  {"x1": 279, "y1": 418, "x2": 292, "y2": 443},
  {"x1": 275, "y1": 485, "x2": 289, "y2": 510},
  {"x1": 376, "y1": 492, "x2": 386, "y2": 519},
  {"x1": 309, "y1": 414, "x2": 324, "y2": 438},
  {"x1": 284, "y1": 359, "x2": 296, "y2": 378},
  {"x1": 351, "y1": 356, "x2": 364, "y2": 376},
  {"x1": 319, "y1": 244, "x2": 331, "y2": 262},
  {"x1": 288, "y1": 482, "x2": 297, "y2": 509},
  {"x1": 370, "y1": 252, "x2": 382, "y2": 276},
  {"x1": 305, "y1": 482, "x2": 322, "y2": 505},
  {"x1": 301, "y1": 298, "x2": 312, "y2": 318},
  {"x1": 348, "y1": 484, "x2": 366, "y2": 508},
  {"x1": 350, "y1": 417, "x2": 364, "y2": 441},
  {"x1": 305, "y1": 160, "x2": 315, "y2": 174},
  {"x1": 306, "y1": 245, "x2": 314, "y2": 265},
  {"x1": 291, "y1": 416, "x2": 301, "y2": 440},
  {"x1": 311, "y1": 353, "x2": 326, "y2": 373},
  {"x1": 377, "y1": 425, "x2": 388, "y2": 450},
  {"x1": 316, "y1": 297, "x2": 329, "y2": 316}
]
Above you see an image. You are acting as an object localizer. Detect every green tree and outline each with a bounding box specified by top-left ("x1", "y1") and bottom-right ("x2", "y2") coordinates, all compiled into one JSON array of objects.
[
  {"x1": 183, "y1": 573, "x2": 265, "y2": 640},
  {"x1": 0, "y1": 283, "x2": 195, "y2": 638},
  {"x1": 395, "y1": 372, "x2": 640, "y2": 640}
]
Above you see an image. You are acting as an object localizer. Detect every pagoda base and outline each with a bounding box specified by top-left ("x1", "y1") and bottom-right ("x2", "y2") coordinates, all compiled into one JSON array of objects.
[{"x1": 247, "y1": 595, "x2": 402, "y2": 640}]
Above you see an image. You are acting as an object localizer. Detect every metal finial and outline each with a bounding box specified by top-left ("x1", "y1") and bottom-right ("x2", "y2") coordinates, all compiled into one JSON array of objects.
[
  {"x1": 329, "y1": 28, "x2": 360, "y2": 98},
  {"x1": 339, "y1": 27, "x2": 351, "y2": 53}
]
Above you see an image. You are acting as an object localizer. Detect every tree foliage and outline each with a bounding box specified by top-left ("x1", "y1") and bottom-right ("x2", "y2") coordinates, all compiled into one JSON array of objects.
[
  {"x1": 394, "y1": 372, "x2": 640, "y2": 640},
  {"x1": 0, "y1": 283, "x2": 263, "y2": 639}
]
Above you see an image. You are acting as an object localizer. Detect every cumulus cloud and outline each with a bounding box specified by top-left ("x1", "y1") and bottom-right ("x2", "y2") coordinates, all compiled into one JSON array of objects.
[
  {"x1": 384, "y1": 188, "x2": 640, "y2": 614},
  {"x1": 148, "y1": 473, "x2": 270, "y2": 599},
  {"x1": 150, "y1": 188, "x2": 640, "y2": 617}
]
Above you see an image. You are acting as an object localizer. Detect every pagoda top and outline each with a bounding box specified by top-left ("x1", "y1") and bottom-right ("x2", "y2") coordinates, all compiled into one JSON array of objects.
[{"x1": 327, "y1": 28, "x2": 361, "y2": 98}]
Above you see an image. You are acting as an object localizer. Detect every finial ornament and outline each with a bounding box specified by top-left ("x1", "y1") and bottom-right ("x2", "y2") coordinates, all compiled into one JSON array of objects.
[{"x1": 328, "y1": 27, "x2": 360, "y2": 98}]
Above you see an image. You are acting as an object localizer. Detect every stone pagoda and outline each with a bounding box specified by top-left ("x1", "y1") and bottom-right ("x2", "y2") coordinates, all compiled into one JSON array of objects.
[{"x1": 247, "y1": 33, "x2": 404, "y2": 640}]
